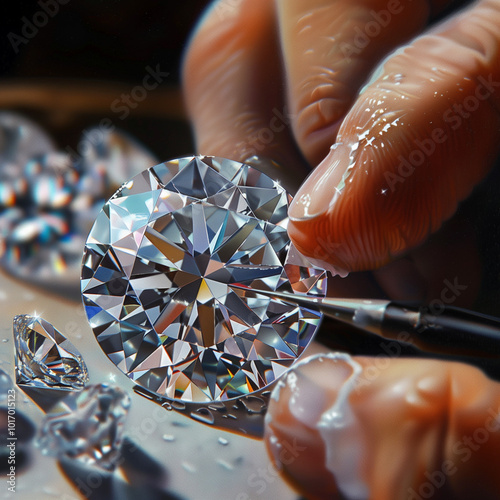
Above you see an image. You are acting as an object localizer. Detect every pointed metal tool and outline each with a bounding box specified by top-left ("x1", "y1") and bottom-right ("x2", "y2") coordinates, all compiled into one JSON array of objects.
[{"x1": 230, "y1": 285, "x2": 500, "y2": 360}]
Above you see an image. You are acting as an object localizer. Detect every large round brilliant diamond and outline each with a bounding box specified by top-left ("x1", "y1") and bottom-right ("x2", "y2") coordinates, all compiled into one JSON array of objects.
[{"x1": 81, "y1": 156, "x2": 326, "y2": 402}]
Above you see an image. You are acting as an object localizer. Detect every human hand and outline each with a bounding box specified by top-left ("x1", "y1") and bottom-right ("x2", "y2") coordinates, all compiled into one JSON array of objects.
[
  {"x1": 183, "y1": 0, "x2": 500, "y2": 305},
  {"x1": 264, "y1": 351, "x2": 500, "y2": 500},
  {"x1": 182, "y1": 1, "x2": 500, "y2": 498}
]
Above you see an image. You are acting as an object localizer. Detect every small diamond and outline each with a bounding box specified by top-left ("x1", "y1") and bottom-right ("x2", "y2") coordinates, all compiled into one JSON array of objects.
[
  {"x1": 13, "y1": 314, "x2": 89, "y2": 390},
  {"x1": 0, "y1": 111, "x2": 55, "y2": 170},
  {"x1": 77, "y1": 127, "x2": 158, "y2": 189},
  {"x1": 0, "y1": 118, "x2": 157, "y2": 299},
  {"x1": 36, "y1": 384, "x2": 130, "y2": 470},
  {"x1": 82, "y1": 156, "x2": 326, "y2": 402}
]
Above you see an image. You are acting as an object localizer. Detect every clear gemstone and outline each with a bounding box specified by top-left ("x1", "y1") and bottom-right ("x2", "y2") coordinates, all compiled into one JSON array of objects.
[
  {"x1": 0, "y1": 120, "x2": 157, "y2": 299},
  {"x1": 0, "y1": 111, "x2": 55, "y2": 171},
  {"x1": 36, "y1": 384, "x2": 130, "y2": 470},
  {"x1": 77, "y1": 127, "x2": 159, "y2": 188},
  {"x1": 13, "y1": 314, "x2": 89, "y2": 390},
  {"x1": 82, "y1": 156, "x2": 326, "y2": 402}
]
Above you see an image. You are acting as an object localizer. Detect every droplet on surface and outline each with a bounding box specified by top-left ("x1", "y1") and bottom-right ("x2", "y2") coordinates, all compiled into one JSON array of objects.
[
  {"x1": 241, "y1": 395, "x2": 267, "y2": 414},
  {"x1": 171, "y1": 420, "x2": 189, "y2": 428},
  {"x1": 36, "y1": 384, "x2": 130, "y2": 470},
  {"x1": 218, "y1": 437, "x2": 229, "y2": 446},
  {"x1": 181, "y1": 461, "x2": 197, "y2": 473},
  {"x1": 13, "y1": 314, "x2": 89, "y2": 391},
  {"x1": 190, "y1": 407, "x2": 215, "y2": 425},
  {"x1": 216, "y1": 459, "x2": 234, "y2": 471}
]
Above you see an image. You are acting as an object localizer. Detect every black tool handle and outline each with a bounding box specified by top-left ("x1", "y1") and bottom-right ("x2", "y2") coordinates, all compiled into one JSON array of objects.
[{"x1": 382, "y1": 303, "x2": 500, "y2": 359}]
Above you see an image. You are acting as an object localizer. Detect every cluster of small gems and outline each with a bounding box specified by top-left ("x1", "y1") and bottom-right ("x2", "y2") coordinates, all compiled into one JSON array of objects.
[{"x1": 81, "y1": 156, "x2": 326, "y2": 402}]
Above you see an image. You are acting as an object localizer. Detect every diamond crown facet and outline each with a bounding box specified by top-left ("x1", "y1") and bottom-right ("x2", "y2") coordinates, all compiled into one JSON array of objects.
[{"x1": 81, "y1": 156, "x2": 326, "y2": 402}]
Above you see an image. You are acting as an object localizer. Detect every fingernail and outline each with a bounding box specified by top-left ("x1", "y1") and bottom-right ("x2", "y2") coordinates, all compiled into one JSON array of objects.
[
  {"x1": 289, "y1": 143, "x2": 354, "y2": 220},
  {"x1": 273, "y1": 353, "x2": 362, "y2": 427},
  {"x1": 265, "y1": 353, "x2": 367, "y2": 499}
]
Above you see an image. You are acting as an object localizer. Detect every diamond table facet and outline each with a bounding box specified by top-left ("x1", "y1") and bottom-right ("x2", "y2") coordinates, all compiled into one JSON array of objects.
[{"x1": 82, "y1": 156, "x2": 326, "y2": 402}]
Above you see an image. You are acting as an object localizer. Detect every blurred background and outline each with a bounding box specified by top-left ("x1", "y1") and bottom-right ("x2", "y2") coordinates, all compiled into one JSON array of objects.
[
  {"x1": 2, "y1": 2, "x2": 500, "y2": 499},
  {"x1": 0, "y1": 0, "x2": 210, "y2": 158},
  {"x1": 0, "y1": 4, "x2": 306, "y2": 500}
]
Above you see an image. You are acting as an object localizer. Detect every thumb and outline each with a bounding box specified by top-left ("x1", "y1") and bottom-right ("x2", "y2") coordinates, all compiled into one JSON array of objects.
[
  {"x1": 288, "y1": 0, "x2": 500, "y2": 273},
  {"x1": 265, "y1": 353, "x2": 500, "y2": 499}
]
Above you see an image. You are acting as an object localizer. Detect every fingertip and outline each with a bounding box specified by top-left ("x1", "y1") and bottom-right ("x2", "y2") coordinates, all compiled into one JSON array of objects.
[
  {"x1": 266, "y1": 353, "x2": 500, "y2": 499},
  {"x1": 265, "y1": 353, "x2": 366, "y2": 499},
  {"x1": 182, "y1": 0, "x2": 311, "y2": 179}
]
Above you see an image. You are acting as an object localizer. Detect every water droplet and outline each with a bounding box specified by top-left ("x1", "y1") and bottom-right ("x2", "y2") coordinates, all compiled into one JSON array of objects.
[
  {"x1": 2, "y1": 338, "x2": 8, "y2": 343},
  {"x1": 171, "y1": 400, "x2": 186, "y2": 411},
  {"x1": 182, "y1": 462, "x2": 197, "y2": 473},
  {"x1": 218, "y1": 437, "x2": 229, "y2": 446},
  {"x1": 241, "y1": 395, "x2": 267, "y2": 414},
  {"x1": 190, "y1": 408, "x2": 215, "y2": 425},
  {"x1": 216, "y1": 459, "x2": 234, "y2": 471},
  {"x1": 208, "y1": 402, "x2": 225, "y2": 412},
  {"x1": 171, "y1": 420, "x2": 189, "y2": 427},
  {"x1": 162, "y1": 434, "x2": 175, "y2": 442}
]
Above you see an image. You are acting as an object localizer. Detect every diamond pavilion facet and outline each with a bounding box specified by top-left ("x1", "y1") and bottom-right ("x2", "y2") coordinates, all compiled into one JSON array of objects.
[{"x1": 81, "y1": 156, "x2": 326, "y2": 402}]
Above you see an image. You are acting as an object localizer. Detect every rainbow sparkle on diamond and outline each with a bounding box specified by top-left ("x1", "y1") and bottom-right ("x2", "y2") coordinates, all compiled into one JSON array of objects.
[{"x1": 81, "y1": 156, "x2": 326, "y2": 402}]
